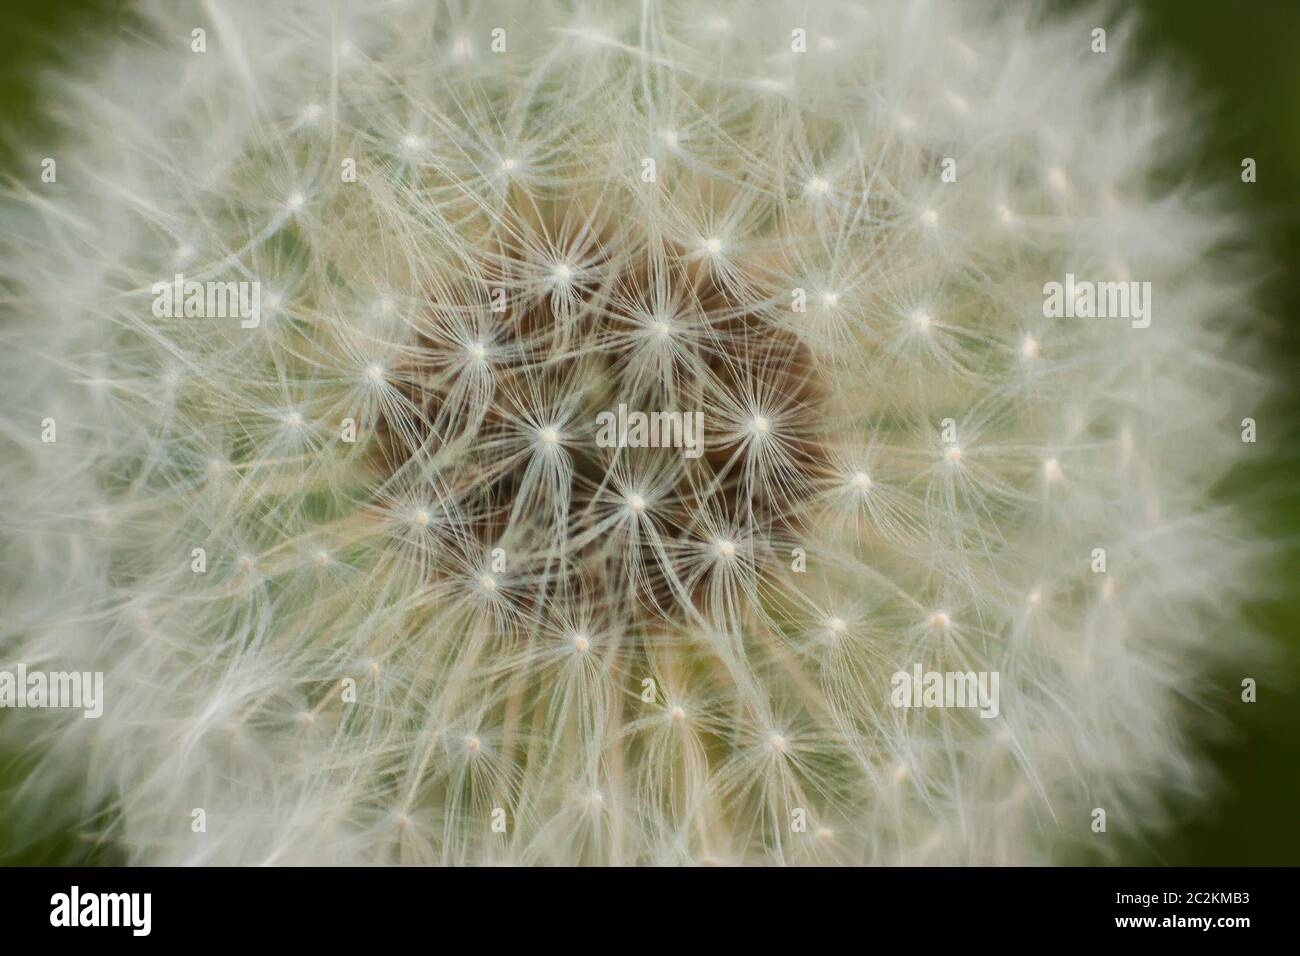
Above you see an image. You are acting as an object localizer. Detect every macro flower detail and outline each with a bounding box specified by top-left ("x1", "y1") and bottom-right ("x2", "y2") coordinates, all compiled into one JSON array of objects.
[{"x1": 0, "y1": 0, "x2": 1264, "y2": 865}]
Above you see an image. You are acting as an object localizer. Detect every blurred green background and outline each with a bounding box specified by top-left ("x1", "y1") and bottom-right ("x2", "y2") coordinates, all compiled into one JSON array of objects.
[{"x1": 0, "y1": 0, "x2": 1296, "y2": 865}]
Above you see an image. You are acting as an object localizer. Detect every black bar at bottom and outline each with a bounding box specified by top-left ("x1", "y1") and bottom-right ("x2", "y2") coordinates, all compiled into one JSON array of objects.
[{"x1": 0, "y1": 865, "x2": 1281, "y2": 941}]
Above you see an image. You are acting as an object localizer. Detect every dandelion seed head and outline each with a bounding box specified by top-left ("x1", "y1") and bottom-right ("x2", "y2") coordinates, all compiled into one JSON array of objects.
[{"x1": 0, "y1": 0, "x2": 1268, "y2": 869}]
